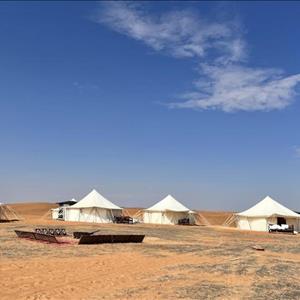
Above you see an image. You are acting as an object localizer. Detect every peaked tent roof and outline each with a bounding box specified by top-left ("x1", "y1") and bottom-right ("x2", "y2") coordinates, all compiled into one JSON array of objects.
[
  {"x1": 237, "y1": 196, "x2": 300, "y2": 218},
  {"x1": 145, "y1": 195, "x2": 191, "y2": 212},
  {"x1": 70, "y1": 189, "x2": 122, "y2": 210}
]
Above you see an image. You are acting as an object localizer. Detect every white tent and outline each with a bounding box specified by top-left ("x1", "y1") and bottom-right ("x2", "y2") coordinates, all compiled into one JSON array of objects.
[
  {"x1": 236, "y1": 196, "x2": 300, "y2": 232},
  {"x1": 142, "y1": 195, "x2": 196, "y2": 225},
  {"x1": 64, "y1": 189, "x2": 122, "y2": 223},
  {"x1": 51, "y1": 199, "x2": 77, "y2": 220},
  {"x1": 51, "y1": 208, "x2": 59, "y2": 220}
]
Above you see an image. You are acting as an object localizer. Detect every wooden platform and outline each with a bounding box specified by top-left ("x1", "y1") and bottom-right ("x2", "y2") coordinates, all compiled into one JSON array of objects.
[
  {"x1": 16, "y1": 230, "x2": 145, "y2": 245},
  {"x1": 15, "y1": 230, "x2": 59, "y2": 243},
  {"x1": 73, "y1": 230, "x2": 100, "y2": 239},
  {"x1": 78, "y1": 234, "x2": 145, "y2": 244}
]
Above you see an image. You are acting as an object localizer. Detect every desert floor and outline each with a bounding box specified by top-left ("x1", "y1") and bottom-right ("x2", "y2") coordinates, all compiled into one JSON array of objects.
[{"x1": 0, "y1": 204, "x2": 300, "y2": 300}]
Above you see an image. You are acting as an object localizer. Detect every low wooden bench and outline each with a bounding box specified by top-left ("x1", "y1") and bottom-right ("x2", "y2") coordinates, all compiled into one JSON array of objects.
[
  {"x1": 178, "y1": 218, "x2": 190, "y2": 225},
  {"x1": 114, "y1": 216, "x2": 134, "y2": 224}
]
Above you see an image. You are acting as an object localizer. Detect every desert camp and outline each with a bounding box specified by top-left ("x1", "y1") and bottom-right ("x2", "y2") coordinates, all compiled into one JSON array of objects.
[
  {"x1": 1, "y1": 1, "x2": 300, "y2": 299},
  {"x1": 1, "y1": 197, "x2": 300, "y2": 299}
]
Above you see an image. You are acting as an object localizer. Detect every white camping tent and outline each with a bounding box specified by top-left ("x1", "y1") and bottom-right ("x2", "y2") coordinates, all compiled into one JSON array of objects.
[
  {"x1": 64, "y1": 189, "x2": 122, "y2": 223},
  {"x1": 236, "y1": 196, "x2": 300, "y2": 232},
  {"x1": 51, "y1": 208, "x2": 59, "y2": 220},
  {"x1": 142, "y1": 195, "x2": 196, "y2": 225},
  {"x1": 52, "y1": 199, "x2": 77, "y2": 220}
]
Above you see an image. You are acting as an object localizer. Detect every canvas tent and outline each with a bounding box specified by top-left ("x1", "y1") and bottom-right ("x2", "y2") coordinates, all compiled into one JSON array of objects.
[
  {"x1": 64, "y1": 189, "x2": 122, "y2": 223},
  {"x1": 0, "y1": 203, "x2": 20, "y2": 222},
  {"x1": 236, "y1": 196, "x2": 300, "y2": 232},
  {"x1": 140, "y1": 195, "x2": 206, "y2": 225},
  {"x1": 52, "y1": 198, "x2": 77, "y2": 220},
  {"x1": 51, "y1": 208, "x2": 59, "y2": 220}
]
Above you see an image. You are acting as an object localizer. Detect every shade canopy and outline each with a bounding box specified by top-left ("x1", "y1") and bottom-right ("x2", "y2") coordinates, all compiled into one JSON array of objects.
[
  {"x1": 71, "y1": 189, "x2": 122, "y2": 210},
  {"x1": 145, "y1": 195, "x2": 191, "y2": 212},
  {"x1": 237, "y1": 196, "x2": 300, "y2": 218},
  {"x1": 57, "y1": 198, "x2": 77, "y2": 206}
]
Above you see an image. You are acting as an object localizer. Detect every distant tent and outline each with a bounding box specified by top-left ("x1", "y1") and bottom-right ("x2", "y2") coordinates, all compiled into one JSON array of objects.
[
  {"x1": 236, "y1": 196, "x2": 300, "y2": 232},
  {"x1": 0, "y1": 203, "x2": 20, "y2": 222},
  {"x1": 52, "y1": 198, "x2": 77, "y2": 220},
  {"x1": 139, "y1": 195, "x2": 209, "y2": 225},
  {"x1": 64, "y1": 189, "x2": 122, "y2": 223}
]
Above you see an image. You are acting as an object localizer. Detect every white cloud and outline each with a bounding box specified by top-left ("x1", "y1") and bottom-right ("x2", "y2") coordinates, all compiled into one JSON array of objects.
[
  {"x1": 95, "y1": 2, "x2": 300, "y2": 112},
  {"x1": 95, "y1": 2, "x2": 244, "y2": 62},
  {"x1": 171, "y1": 65, "x2": 300, "y2": 112}
]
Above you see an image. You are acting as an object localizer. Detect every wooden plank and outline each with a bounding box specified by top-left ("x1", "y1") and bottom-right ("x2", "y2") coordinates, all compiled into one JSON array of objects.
[
  {"x1": 78, "y1": 234, "x2": 145, "y2": 245},
  {"x1": 15, "y1": 230, "x2": 59, "y2": 243},
  {"x1": 34, "y1": 232, "x2": 59, "y2": 243},
  {"x1": 15, "y1": 230, "x2": 36, "y2": 239},
  {"x1": 251, "y1": 245, "x2": 265, "y2": 251},
  {"x1": 73, "y1": 230, "x2": 101, "y2": 239}
]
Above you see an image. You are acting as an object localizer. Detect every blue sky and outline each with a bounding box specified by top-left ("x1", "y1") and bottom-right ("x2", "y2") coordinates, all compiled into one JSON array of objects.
[{"x1": 1, "y1": 2, "x2": 300, "y2": 211}]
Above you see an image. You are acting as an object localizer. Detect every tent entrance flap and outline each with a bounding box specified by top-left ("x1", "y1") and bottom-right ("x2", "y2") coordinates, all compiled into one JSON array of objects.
[{"x1": 277, "y1": 217, "x2": 286, "y2": 225}]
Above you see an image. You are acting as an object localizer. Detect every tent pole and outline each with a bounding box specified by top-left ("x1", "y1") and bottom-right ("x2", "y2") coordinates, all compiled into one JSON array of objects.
[
  {"x1": 96, "y1": 207, "x2": 102, "y2": 223},
  {"x1": 247, "y1": 217, "x2": 252, "y2": 230}
]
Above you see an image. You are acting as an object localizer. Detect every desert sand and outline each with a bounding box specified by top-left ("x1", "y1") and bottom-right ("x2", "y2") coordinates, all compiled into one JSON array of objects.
[{"x1": 1, "y1": 203, "x2": 299, "y2": 299}]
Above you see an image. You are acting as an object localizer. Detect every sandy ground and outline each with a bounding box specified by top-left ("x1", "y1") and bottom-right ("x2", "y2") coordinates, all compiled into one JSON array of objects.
[{"x1": 1, "y1": 203, "x2": 299, "y2": 299}]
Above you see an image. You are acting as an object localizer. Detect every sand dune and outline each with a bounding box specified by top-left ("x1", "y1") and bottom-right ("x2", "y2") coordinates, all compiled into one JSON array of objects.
[{"x1": 10, "y1": 202, "x2": 58, "y2": 220}]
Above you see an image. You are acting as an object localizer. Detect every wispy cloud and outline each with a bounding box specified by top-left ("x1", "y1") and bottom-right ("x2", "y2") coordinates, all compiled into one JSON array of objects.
[
  {"x1": 95, "y1": 2, "x2": 245, "y2": 62},
  {"x1": 171, "y1": 65, "x2": 300, "y2": 112},
  {"x1": 294, "y1": 146, "x2": 300, "y2": 158},
  {"x1": 94, "y1": 2, "x2": 300, "y2": 112}
]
